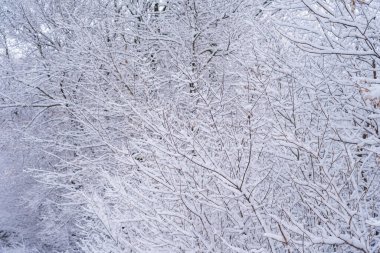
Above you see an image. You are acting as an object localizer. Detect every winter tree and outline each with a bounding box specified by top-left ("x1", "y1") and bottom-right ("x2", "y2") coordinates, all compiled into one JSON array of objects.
[{"x1": 0, "y1": 0, "x2": 379, "y2": 252}]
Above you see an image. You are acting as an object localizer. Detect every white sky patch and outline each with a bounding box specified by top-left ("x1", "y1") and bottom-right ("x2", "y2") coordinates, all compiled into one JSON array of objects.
[{"x1": 1, "y1": 36, "x2": 30, "y2": 59}]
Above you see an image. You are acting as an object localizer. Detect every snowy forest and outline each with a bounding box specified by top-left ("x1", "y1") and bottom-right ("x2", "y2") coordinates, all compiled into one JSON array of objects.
[{"x1": 0, "y1": 0, "x2": 379, "y2": 252}]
